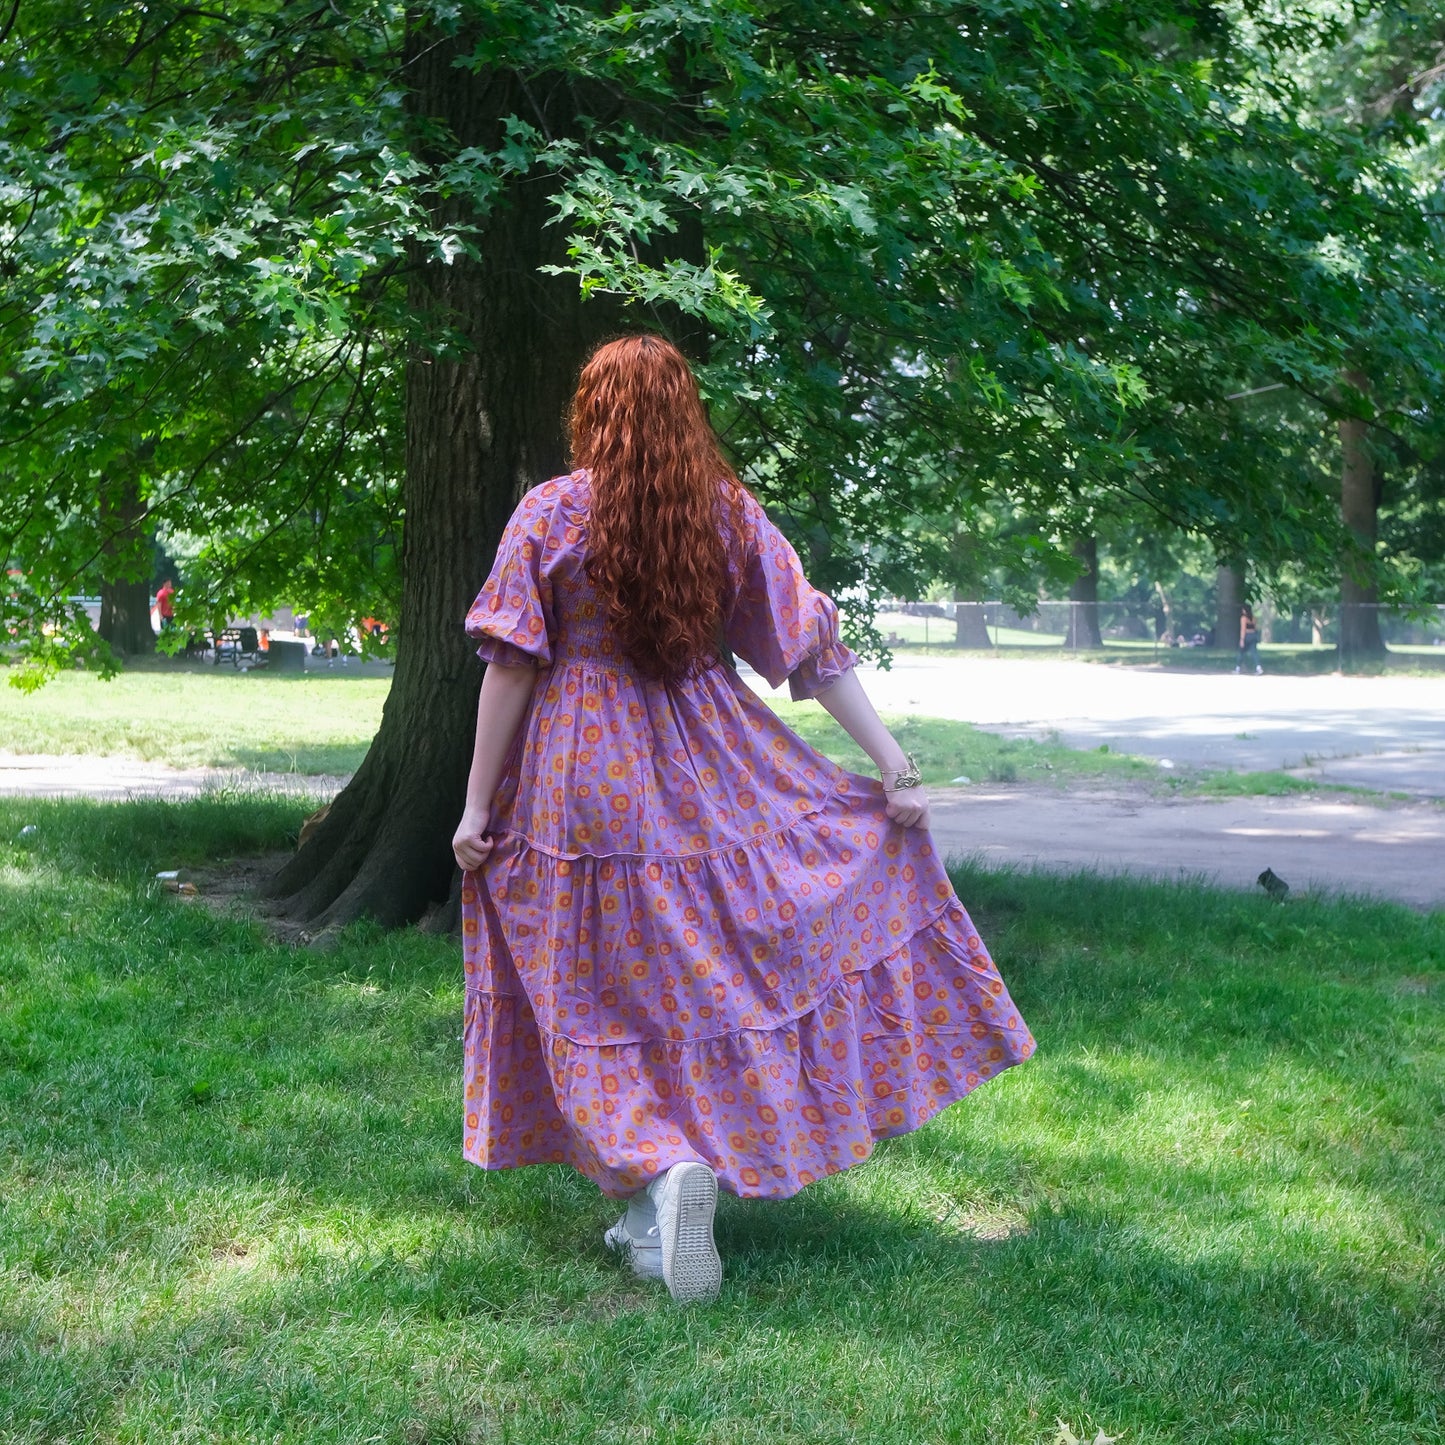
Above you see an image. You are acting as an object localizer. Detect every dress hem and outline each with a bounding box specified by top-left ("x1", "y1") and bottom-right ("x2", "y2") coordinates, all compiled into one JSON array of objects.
[
  {"x1": 461, "y1": 899, "x2": 1035, "y2": 1199},
  {"x1": 462, "y1": 1050, "x2": 1028, "y2": 1202}
]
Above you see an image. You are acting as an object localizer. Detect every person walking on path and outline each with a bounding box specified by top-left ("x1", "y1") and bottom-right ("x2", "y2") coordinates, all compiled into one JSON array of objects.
[
  {"x1": 1235, "y1": 603, "x2": 1262, "y2": 674},
  {"x1": 451, "y1": 335, "x2": 1035, "y2": 1304}
]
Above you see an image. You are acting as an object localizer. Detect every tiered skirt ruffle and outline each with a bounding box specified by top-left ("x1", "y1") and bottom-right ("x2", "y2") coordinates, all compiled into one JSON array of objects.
[{"x1": 462, "y1": 769, "x2": 1033, "y2": 1199}]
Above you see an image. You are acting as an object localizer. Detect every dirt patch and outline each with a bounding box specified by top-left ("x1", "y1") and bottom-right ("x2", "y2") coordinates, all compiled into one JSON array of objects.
[{"x1": 175, "y1": 849, "x2": 325, "y2": 947}]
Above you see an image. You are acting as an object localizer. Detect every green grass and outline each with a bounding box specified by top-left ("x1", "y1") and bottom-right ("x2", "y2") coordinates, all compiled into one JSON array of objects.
[
  {"x1": 1173, "y1": 770, "x2": 1414, "y2": 804},
  {"x1": 0, "y1": 664, "x2": 1160, "y2": 790},
  {"x1": 1, "y1": 797, "x2": 1442, "y2": 1443},
  {"x1": 875, "y1": 613, "x2": 1069, "y2": 647},
  {"x1": 1083, "y1": 646, "x2": 1445, "y2": 677},
  {"x1": 0, "y1": 666, "x2": 390, "y2": 774},
  {"x1": 770, "y1": 702, "x2": 1158, "y2": 788},
  {"x1": 875, "y1": 641, "x2": 1445, "y2": 676}
]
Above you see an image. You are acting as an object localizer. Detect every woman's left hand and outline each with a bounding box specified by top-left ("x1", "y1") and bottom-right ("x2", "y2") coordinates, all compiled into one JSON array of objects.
[
  {"x1": 884, "y1": 785, "x2": 930, "y2": 830},
  {"x1": 452, "y1": 805, "x2": 494, "y2": 870}
]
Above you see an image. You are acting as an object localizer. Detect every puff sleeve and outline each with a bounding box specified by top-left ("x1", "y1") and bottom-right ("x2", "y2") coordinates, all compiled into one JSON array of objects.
[
  {"x1": 464, "y1": 493, "x2": 555, "y2": 667},
  {"x1": 724, "y1": 493, "x2": 859, "y2": 700}
]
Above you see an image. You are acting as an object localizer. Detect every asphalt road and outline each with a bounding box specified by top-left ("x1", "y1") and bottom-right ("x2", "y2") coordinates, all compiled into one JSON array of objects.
[
  {"x1": 924, "y1": 783, "x2": 1445, "y2": 910},
  {"x1": 751, "y1": 655, "x2": 1445, "y2": 797}
]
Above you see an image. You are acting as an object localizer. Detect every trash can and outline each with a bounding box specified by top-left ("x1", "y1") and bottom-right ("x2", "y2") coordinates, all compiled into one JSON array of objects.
[{"x1": 268, "y1": 640, "x2": 307, "y2": 673}]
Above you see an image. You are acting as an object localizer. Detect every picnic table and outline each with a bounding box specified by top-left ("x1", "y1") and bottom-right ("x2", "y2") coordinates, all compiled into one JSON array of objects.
[{"x1": 210, "y1": 627, "x2": 260, "y2": 667}]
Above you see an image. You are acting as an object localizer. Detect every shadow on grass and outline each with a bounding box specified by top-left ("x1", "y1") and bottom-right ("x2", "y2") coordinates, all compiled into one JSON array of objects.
[
  {"x1": 0, "y1": 794, "x2": 309, "y2": 879},
  {"x1": 2, "y1": 800, "x2": 1443, "y2": 1442}
]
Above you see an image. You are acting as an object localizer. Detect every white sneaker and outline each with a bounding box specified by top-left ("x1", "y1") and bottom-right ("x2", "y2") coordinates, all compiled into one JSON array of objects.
[
  {"x1": 1233, "y1": 666, "x2": 1241, "y2": 674},
  {"x1": 1255, "y1": 665, "x2": 1263, "y2": 674},
  {"x1": 648, "y1": 1162, "x2": 721, "y2": 1304},
  {"x1": 604, "y1": 1213, "x2": 664, "y2": 1281}
]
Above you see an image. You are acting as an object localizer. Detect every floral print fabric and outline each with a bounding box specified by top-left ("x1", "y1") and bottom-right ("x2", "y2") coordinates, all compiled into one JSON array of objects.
[{"x1": 461, "y1": 471, "x2": 1034, "y2": 1199}]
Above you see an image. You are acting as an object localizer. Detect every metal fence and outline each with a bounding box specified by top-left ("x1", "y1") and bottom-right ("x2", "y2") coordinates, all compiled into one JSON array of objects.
[{"x1": 877, "y1": 600, "x2": 1445, "y2": 660}]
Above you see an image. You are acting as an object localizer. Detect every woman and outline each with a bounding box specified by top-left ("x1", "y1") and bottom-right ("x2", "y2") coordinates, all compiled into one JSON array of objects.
[
  {"x1": 1236, "y1": 603, "x2": 1262, "y2": 674},
  {"x1": 452, "y1": 335, "x2": 1034, "y2": 1304}
]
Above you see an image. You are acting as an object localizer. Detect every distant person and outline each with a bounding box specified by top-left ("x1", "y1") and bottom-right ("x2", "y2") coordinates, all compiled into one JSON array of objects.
[
  {"x1": 1235, "y1": 603, "x2": 1262, "y2": 674},
  {"x1": 155, "y1": 578, "x2": 176, "y2": 633},
  {"x1": 451, "y1": 334, "x2": 1034, "y2": 1304}
]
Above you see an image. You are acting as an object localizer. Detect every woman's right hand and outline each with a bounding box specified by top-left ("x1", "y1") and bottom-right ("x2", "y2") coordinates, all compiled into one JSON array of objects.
[
  {"x1": 884, "y1": 785, "x2": 931, "y2": 830},
  {"x1": 452, "y1": 805, "x2": 494, "y2": 871}
]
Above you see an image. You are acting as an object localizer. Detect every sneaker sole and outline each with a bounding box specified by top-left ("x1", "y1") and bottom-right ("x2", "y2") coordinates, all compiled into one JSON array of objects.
[{"x1": 659, "y1": 1163, "x2": 721, "y2": 1304}]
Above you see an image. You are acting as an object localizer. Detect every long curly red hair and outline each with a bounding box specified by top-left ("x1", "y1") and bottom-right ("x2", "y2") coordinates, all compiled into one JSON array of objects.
[{"x1": 571, "y1": 335, "x2": 747, "y2": 682}]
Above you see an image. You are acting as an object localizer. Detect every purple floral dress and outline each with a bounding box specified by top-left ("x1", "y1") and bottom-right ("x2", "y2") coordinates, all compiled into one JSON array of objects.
[{"x1": 461, "y1": 471, "x2": 1034, "y2": 1199}]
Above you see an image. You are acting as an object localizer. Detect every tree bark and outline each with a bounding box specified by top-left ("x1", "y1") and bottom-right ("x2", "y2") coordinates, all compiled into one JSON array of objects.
[
  {"x1": 953, "y1": 590, "x2": 992, "y2": 648},
  {"x1": 1154, "y1": 580, "x2": 1173, "y2": 642},
  {"x1": 1214, "y1": 561, "x2": 1243, "y2": 653},
  {"x1": 1064, "y1": 534, "x2": 1102, "y2": 649},
  {"x1": 946, "y1": 526, "x2": 992, "y2": 647},
  {"x1": 97, "y1": 477, "x2": 156, "y2": 656},
  {"x1": 1339, "y1": 370, "x2": 1386, "y2": 665},
  {"x1": 266, "y1": 38, "x2": 626, "y2": 931},
  {"x1": 98, "y1": 576, "x2": 156, "y2": 656}
]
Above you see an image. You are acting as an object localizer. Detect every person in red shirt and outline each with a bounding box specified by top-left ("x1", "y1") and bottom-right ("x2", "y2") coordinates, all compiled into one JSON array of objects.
[{"x1": 155, "y1": 579, "x2": 176, "y2": 632}]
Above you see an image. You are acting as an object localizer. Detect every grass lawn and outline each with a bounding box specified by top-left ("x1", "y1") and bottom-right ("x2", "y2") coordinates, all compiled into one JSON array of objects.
[
  {"x1": 769, "y1": 701, "x2": 1159, "y2": 787},
  {"x1": 0, "y1": 667, "x2": 392, "y2": 775},
  {"x1": 875, "y1": 643, "x2": 1445, "y2": 676},
  {"x1": 0, "y1": 665, "x2": 1168, "y2": 791},
  {"x1": 1, "y1": 796, "x2": 1441, "y2": 1443}
]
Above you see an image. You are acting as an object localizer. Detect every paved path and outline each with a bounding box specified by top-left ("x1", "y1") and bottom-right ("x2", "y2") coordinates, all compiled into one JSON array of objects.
[
  {"x1": 2, "y1": 749, "x2": 1440, "y2": 911},
  {"x1": 926, "y1": 784, "x2": 1445, "y2": 910},
  {"x1": 746, "y1": 657, "x2": 1445, "y2": 797},
  {"x1": 0, "y1": 751, "x2": 341, "y2": 802}
]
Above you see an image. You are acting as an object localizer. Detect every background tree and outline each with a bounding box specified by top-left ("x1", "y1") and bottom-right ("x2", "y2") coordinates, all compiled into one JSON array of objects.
[{"x1": 1292, "y1": 4, "x2": 1445, "y2": 661}]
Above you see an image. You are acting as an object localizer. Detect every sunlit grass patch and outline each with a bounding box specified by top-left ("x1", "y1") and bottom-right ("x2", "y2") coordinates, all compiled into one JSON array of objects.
[
  {"x1": 0, "y1": 668, "x2": 389, "y2": 774},
  {"x1": 770, "y1": 702, "x2": 1157, "y2": 788}
]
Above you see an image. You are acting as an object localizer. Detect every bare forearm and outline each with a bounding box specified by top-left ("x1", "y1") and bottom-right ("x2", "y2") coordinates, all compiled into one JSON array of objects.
[
  {"x1": 465, "y1": 661, "x2": 539, "y2": 811},
  {"x1": 812, "y1": 668, "x2": 908, "y2": 773}
]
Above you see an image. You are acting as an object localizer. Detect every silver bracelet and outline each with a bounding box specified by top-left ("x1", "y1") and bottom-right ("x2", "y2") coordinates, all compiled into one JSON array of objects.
[{"x1": 880, "y1": 753, "x2": 922, "y2": 790}]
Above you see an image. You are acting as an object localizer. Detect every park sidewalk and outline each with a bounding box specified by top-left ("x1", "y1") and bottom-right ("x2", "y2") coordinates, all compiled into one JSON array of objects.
[
  {"x1": 925, "y1": 782, "x2": 1445, "y2": 910},
  {"x1": 2, "y1": 750, "x2": 1441, "y2": 911}
]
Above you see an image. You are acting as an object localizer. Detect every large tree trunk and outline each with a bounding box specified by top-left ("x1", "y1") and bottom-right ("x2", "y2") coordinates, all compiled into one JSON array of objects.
[
  {"x1": 1153, "y1": 579, "x2": 1173, "y2": 642},
  {"x1": 97, "y1": 478, "x2": 156, "y2": 656},
  {"x1": 953, "y1": 591, "x2": 992, "y2": 648},
  {"x1": 948, "y1": 526, "x2": 992, "y2": 647},
  {"x1": 1338, "y1": 370, "x2": 1385, "y2": 666},
  {"x1": 1214, "y1": 561, "x2": 1243, "y2": 653},
  {"x1": 265, "y1": 40, "x2": 624, "y2": 932},
  {"x1": 1064, "y1": 534, "x2": 1102, "y2": 649},
  {"x1": 98, "y1": 576, "x2": 155, "y2": 656}
]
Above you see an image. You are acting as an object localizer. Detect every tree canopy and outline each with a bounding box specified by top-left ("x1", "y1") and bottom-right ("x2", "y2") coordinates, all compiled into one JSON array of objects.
[
  {"x1": 5, "y1": 0, "x2": 1441, "y2": 674},
  {"x1": 3, "y1": 0, "x2": 1443, "y2": 923}
]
